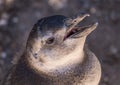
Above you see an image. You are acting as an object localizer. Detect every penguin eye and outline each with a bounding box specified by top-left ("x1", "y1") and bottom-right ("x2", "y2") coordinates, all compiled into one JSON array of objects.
[{"x1": 46, "y1": 37, "x2": 55, "y2": 45}]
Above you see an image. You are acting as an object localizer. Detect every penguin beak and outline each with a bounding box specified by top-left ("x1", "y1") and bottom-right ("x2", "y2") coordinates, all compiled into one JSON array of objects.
[{"x1": 64, "y1": 13, "x2": 98, "y2": 40}]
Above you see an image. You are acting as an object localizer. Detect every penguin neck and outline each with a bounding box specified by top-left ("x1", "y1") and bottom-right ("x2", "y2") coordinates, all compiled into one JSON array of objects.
[{"x1": 25, "y1": 37, "x2": 86, "y2": 76}]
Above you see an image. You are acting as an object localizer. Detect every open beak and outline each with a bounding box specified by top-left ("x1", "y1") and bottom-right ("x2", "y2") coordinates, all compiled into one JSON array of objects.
[{"x1": 64, "y1": 13, "x2": 98, "y2": 40}]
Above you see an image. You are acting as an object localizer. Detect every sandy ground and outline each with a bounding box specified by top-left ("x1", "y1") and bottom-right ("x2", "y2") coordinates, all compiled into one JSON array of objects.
[{"x1": 0, "y1": 0, "x2": 120, "y2": 85}]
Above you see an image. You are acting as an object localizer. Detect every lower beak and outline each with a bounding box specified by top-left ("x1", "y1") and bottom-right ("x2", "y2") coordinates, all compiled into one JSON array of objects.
[{"x1": 64, "y1": 13, "x2": 98, "y2": 40}]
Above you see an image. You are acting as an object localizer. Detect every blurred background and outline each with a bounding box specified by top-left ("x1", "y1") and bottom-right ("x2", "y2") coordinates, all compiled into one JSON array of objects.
[{"x1": 0, "y1": 0, "x2": 120, "y2": 85}]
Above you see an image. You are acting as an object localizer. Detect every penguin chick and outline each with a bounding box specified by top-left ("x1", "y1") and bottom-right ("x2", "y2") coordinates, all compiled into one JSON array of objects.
[{"x1": 2, "y1": 13, "x2": 101, "y2": 85}]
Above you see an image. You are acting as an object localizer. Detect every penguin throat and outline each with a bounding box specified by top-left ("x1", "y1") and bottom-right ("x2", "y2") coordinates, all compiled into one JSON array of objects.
[{"x1": 27, "y1": 46, "x2": 84, "y2": 76}]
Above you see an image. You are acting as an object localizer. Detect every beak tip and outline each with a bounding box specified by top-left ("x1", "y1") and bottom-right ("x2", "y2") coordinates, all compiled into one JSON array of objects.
[
  {"x1": 91, "y1": 22, "x2": 98, "y2": 31},
  {"x1": 94, "y1": 22, "x2": 99, "y2": 27},
  {"x1": 79, "y1": 13, "x2": 90, "y2": 18},
  {"x1": 95, "y1": 22, "x2": 98, "y2": 25},
  {"x1": 86, "y1": 14, "x2": 90, "y2": 17}
]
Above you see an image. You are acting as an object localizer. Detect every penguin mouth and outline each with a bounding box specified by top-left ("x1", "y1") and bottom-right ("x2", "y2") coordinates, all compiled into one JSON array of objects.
[
  {"x1": 63, "y1": 13, "x2": 98, "y2": 40},
  {"x1": 64, "y1": 22, "x2": 98, "y2": 39}
]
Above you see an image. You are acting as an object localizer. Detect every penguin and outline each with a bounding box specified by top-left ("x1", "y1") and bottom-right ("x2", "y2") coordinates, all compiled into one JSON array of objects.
[{"x1": 2, "y1": 13, "x2": 101, "y2": 85}]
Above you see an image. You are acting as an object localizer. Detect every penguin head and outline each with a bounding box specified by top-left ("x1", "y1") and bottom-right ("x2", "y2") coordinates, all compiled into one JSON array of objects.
[{"x1": 26, "y1": 14, "x2": 98, "y2": 73}]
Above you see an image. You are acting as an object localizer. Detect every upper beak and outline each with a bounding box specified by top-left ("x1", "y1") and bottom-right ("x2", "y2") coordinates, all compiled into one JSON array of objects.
[{"x1": 64, "y1": 13, "x2": 98, "y2": 40}]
